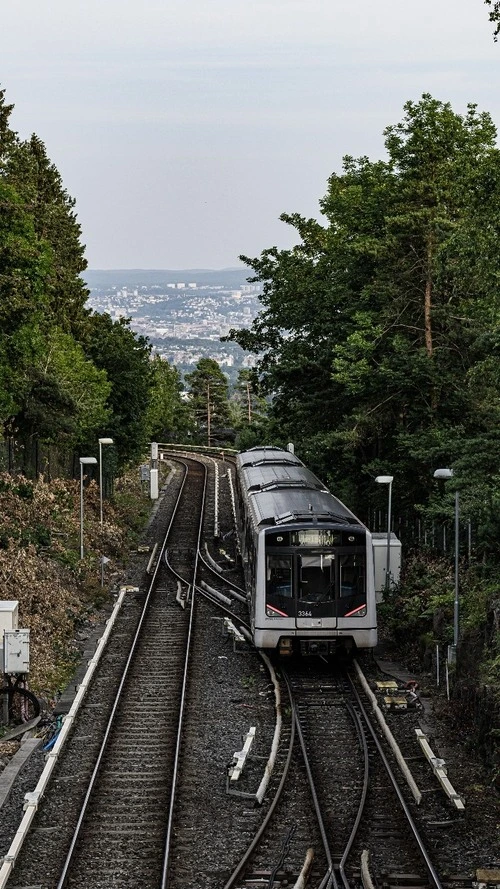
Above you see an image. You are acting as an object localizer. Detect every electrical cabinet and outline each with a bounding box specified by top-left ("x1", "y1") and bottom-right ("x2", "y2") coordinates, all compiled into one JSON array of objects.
[
  {"x1": 372, "y1": 532, "x2": 402, "y2": 602},
  {"x1": 3, "y1": 628, "x2": 30, "y2": 674},
  {"x1": 0, "y1": 601, "x2": 18, "y2": 635}
]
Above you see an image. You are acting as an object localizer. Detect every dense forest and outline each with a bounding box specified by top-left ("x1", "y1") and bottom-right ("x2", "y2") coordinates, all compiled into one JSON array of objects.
[{"x1": 0, "y1": 86, "x2": 195, "y2": 473}]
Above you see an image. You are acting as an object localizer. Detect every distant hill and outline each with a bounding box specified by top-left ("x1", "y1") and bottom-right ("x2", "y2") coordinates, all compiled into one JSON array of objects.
[{"x1": 83, "y1": 268, "x2": 251, "y2": 290}]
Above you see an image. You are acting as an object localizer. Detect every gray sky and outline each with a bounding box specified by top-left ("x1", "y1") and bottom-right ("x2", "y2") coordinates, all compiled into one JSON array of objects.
[{"x1": 2, "y1": 1, "x2": 498, "y2": 269}]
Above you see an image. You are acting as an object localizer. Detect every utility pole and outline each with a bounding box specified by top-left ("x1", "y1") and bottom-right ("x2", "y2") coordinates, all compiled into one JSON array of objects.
[
  {"x1": 246, "y1": 381, "x2": 252, "y2": 424},
  {"x1": 207, "y1": 382, "x2": 211, "y2": 447}
]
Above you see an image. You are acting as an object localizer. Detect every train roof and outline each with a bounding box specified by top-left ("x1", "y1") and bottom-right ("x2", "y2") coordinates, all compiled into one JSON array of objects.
[
  {"x1": 237, "y1": 446, "x2": 363, "y2": 529},
  {"x1": 247, "y1": 487, "x2": 361, "y2": 529},
  {"x1": 240, "y1": 463, "x2": 329, "y2": 494},
  {"x1": 237, "y1": 447, "x2": 302, "y2": 469}
]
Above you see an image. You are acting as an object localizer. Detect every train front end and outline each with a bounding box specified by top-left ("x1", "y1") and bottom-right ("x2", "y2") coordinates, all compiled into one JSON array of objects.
[{"x1": 254, "y1": 521, "x2": 377, "y2": 657}]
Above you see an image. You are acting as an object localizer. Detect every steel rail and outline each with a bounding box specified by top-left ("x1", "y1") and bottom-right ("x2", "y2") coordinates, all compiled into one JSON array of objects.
[
  {"x1": 160, "y1": 459, "x2": 208, "y2": 888},
  {"x1": 338, "y1": 685, "x2": 371, "y2": 889},
  {"x1": 55, "y1": 460, "x2": 190, "y2": 889},
  {"x1": 285, "y1": 669, "x2": 339, "y2": 889},
  {"x1": 221, "y1": 667, "x2": 296, "y2": 889},
  {"x1": 197, "y1": 549, "x2": 247, "y2": 599},
  {"x1": 346, "y1": 671, "x2": 444, "y2": 889}
]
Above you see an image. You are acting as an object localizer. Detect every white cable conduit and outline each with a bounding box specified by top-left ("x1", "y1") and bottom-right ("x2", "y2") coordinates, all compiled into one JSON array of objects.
[
  {"x1": 293, "y1": 848, "x2": 315, "y2": 889},
  {"x1": 254, "y1": 650, "x2": 281, "y2": 805},
  {"x1": 237, "y1": 627, "x2": 282, "y2": 806},
  {"x1": 361, "y1": 850, "x2": 376, "y2": 889},
  {"x1": 226, "y1": 467, "x2": 240, "y2": 555},
  {"x1": 353, "y1": 659, "x2": 422, "y2": 805},
  {"x1": 209, "y1": 457, "x2": 220, "y2": 539}
]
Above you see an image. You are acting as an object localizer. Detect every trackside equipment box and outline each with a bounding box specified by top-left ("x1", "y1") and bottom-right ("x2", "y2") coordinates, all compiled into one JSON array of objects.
[
  {"x1": 0, "y1": 601, "x2": 18, "y2": 635},
  {"x1": 372, "y1": 533, "x2": 401, "y2": 602},
  {"x1": 0, "y1": 601, "x2": 19, "y2": 671},
  {"x1": 3, "y1": 628, "x2": 30, "y2": 674}
]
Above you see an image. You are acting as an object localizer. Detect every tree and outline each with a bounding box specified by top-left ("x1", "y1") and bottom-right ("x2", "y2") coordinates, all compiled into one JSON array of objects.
[
  {"x1": 0, "y1": 87, "x2": 90, "y2": 444},
  {"x1": 21, "y1": 135, "x2": 89, "y2": 333},
  {"x1": 230, "y1": 368, "x2": 270, "y2": 450},
  {"x1": 0, "y1": 87, "x2": 17, "y2": 170},
  {"x1": 185, "y1": 358, "x2": 232, "y2": 446},
  {"x1": 0, "y1": 179, "x2": 53, "y2": 430},
  {"x1": 82, "y1": 313, "x2": 153, "y2": 467},
  {"x1": 146, "y1": 355, "x2": 193, "y2": 443},
  {"x1": 485, "y1": 1, "x2": 500, "y2": 39}
]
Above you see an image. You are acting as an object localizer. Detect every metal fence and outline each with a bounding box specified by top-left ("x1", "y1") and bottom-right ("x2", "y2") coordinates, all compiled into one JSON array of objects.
[{"x1": 0, "y1": 437, "x2": 76, "y2": 480}]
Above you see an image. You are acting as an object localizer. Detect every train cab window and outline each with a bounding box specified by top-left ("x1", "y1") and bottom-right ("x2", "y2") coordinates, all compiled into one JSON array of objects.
[
  {"x1": 298, "y1": 553, "x2": 335, "y2": 604},
  {"x1": 267, "y1": 555, "x2": 293, "y2": 598}
]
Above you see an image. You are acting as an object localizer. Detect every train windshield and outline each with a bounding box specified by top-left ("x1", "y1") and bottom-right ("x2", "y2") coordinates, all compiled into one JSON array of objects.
[
  {"x1": 265, "y1": 535, "x2": 366, "y2": 619},
  {"x1": 298, "y1": 554, "x2": 334, "y2": 606}
]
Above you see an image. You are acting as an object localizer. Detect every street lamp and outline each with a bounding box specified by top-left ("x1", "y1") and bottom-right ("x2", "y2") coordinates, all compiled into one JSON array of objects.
[
  {"x1": 80, "y1": 457, "x2": 97, "y2": 559},
  {"x1": 433, "y1": 468, "x2": 459, "y2": 654},
  {"x1": 98, "y1": 438, "x2": 114, "y2": 524},
  {"x1": 375, "y1": 475, "x2": 394, "y2": 591}
]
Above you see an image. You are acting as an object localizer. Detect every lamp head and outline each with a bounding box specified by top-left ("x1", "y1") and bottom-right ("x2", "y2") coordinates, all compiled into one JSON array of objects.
[
  {"x1": 433, "y1": 468, "x2": 453, "y2": 480},
  {"x1": 80, "y1": 457, "x2": 97, "y2": 465},
  {"x1": 375, "y1": 475, "x2": 393, "y2": 485},
  {"x1": 99, "y1": 438, "x2": 114, "y2": 445}
]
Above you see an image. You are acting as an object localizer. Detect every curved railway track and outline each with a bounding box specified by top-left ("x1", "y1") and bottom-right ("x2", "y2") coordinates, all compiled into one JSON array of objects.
[{"x1": 0, "y1": 449, "x2": 490, "y2": 889}]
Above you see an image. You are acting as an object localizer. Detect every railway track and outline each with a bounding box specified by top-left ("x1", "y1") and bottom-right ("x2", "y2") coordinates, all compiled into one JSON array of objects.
[{"x1": 4, "y1": 457, "x2": 206, "y2": 889}]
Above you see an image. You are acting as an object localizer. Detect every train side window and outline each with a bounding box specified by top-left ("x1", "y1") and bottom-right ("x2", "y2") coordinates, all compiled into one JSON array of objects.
[{"x1": 339, "y1": 554, "x2": 365, "y2": 597}]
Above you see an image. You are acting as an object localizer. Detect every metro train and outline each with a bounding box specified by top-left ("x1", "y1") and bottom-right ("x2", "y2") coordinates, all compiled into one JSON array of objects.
[{"x1": 235, "y1": 447, "x2": 377, "y2": 657}]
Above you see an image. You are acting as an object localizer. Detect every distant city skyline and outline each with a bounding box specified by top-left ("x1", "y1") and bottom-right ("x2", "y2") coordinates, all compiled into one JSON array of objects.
[
  {"x1": 86, "y1": 267, "x2": 260, "y2": 381},
  {"x1": 2, "y1": 1, "x2": 499, "y2": 268}
]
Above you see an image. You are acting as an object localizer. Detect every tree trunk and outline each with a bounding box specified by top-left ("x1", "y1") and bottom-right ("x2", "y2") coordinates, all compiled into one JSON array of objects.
[{"x1": 424, "y1": 275, "x2": 433, "y2": 358}]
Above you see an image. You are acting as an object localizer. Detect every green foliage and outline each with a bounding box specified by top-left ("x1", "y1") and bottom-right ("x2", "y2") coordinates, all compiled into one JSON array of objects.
[
  {"x1": 0, "y1": 85, "x2": 160, "y2": 471},
  {"x1": 81, "y1": 312, "x2": 153, "y2": 467},
  {"x1": 146, "y1": 355, "x2": 194, "y2": 443},
  {"x1": 186, "y1": 358, "x2": 233, "y2": 445},
  {"x1": 379, "y1": 553, "x2": 454, "y2": 645},
  {"x1": 485, "y1": 1, "x2": 500, "y2": 39},
  {"x1": 15, "y1": 481, "x2": 34, "y2": 500},
  {"x1": 231, "y1": 368, "x2": 269, "y2": 448},
  {"x1": 20, "y1": 523, "x2": 51, "y2": 550}
]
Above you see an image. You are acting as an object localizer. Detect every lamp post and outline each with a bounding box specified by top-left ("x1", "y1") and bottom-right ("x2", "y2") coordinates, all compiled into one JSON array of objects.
[
  {"x1": 433, "y1": 468, "x2": 459, "y2": 654},
  {"x1": 80, "y1": 457, "x2": 97, "y2": 559},
  {"x1": 98, "y1": 437, "x2": 114, "y2": 524},
  {"x1": 375, "y1": 475, "x2": 394, "y2": 592}
]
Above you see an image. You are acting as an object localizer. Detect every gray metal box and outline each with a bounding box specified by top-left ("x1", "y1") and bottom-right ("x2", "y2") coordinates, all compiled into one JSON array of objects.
[
  {"x1": 0, "y1": 601, "x2": 19, "y2": 635},
  {"x1": 372, "y1": 532, "x2": 401, "y2": 602},
  {"x1": 3, "y1": 629, "x2": 30, "y2": 674}
]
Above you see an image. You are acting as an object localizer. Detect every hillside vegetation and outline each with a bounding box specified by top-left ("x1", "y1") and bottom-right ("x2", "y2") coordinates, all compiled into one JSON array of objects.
[{"x1": 0, "y1": 470, "x2": 149, "y2": 700}]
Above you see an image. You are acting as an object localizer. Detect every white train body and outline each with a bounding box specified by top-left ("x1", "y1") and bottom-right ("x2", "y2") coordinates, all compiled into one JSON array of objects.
[{"x1": 236, "y1": 447, "x2": 377, "y2": 657}]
